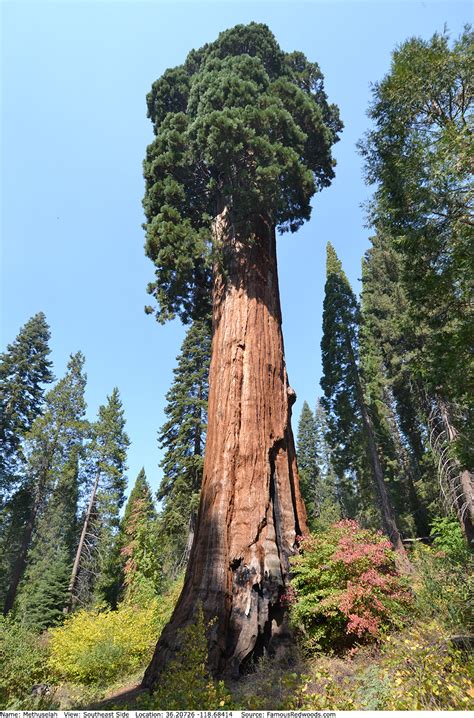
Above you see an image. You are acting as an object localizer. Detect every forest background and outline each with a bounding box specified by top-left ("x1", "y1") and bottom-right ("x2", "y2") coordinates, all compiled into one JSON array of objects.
[{"x1": 2, "y1": 0, "x2": 470, "y2": 497}]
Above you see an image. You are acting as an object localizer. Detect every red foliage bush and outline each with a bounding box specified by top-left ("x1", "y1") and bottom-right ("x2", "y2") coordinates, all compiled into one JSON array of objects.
[{"x1": 289, "y1": 520, "x2": 412, "y2": 649}]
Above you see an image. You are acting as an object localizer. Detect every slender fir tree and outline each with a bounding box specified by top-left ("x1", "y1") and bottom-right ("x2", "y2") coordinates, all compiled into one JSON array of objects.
[
  {"x1": 360, "y1": 28, "x2": 474, "y2": 542},
  {"x1": 313, "y1": 399, "x2": 340, "y2": 529},
  {"x1": 68, "y1": 388, "x2": 129, "y2": 610},
  {"x1": 0, "y1": 312, "x2": 54, "y2": 498},
  {"x1": 320, "y1": 243, "x2": 408, "y2": 561},
  {"x1": 120, "y1": 468, "x2": 161, "y2": 601},
  {"x1": 296, "y1": 401, "x2": 319, "y2": 529},
  {"x1": 360, "y1": 233, "x2": 436, "y2": 536},
  {"x1": 16, "y1": 450, "x2": 80, "y2": 631},
  {"x1": 3, "y1": 353, "x2": 87, "y2": 616},
  {"x1": 157, "y1": 319, "x2": 211, "y2": 573}
]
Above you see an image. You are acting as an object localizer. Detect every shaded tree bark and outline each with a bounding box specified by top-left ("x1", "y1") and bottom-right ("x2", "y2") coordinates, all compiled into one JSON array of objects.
[{"x1": 143, "y1": 210, "x2": 307, "y2": 685}]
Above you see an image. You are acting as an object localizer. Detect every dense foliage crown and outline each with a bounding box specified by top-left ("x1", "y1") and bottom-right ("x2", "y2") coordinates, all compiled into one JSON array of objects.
[{"x1": 143, "y1": 22, "x2": 342, "y2": 322}]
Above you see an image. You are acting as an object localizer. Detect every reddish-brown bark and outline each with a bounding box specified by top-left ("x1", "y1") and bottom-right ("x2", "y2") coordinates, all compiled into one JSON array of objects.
[{"x1": 143, "y1": 210, "x2": 307, "y2": 685}]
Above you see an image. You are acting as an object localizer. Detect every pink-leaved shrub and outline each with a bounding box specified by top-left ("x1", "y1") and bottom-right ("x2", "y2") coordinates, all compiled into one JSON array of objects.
[{"x1": 288, "y1": 520, "x2": 411, "y2": 651}]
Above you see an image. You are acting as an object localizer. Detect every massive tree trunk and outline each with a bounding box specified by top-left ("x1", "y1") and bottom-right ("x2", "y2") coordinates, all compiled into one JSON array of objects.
[{"x1": 143, "y1": 209, "x2": 307, "y2": 685}]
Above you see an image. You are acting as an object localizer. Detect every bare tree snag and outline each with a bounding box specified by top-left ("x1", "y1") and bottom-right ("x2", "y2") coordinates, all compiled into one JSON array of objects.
[
  {"x1": 143, "y1": 210, "x2": 307, "y2": 684},
  {"x1": 436, "y1": 400, "x2": 474, "y2": 547},
  {"x1": 64, "y1": 470, "x2": 101, "y2": 613}
]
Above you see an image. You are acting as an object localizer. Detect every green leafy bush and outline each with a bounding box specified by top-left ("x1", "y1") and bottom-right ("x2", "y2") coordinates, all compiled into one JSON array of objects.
[
  {"x1": 430, "y1": 516, "x2": 470, "y2": 563},
  {"x1": 48, "y1": 579, "x2": 182, "y2": 685},
  {"x1": 140, "y1": 604, "x2": 234, "y2": 710},
  {"x1": 412, "y1": 540, "x2": 473, "y2": 633},
  {"x1": 289, "y1": 520, "x2": 411, "y2": 651},
  {"x1": 0, "y1": 616, "x2": 54, "y2": 709}
]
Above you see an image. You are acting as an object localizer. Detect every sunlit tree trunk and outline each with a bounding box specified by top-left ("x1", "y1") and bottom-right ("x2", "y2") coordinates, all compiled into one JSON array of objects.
[{"x1": 143, "y1": 210, "x2": 307, "y2": 684}]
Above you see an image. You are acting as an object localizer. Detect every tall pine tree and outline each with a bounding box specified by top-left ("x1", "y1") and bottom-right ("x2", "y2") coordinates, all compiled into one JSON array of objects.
[
  {"x1": 313, "y1": 399, "x2": 340, "y2": 529},
  {"x1": 360, "y1": 232, "x2": 437, "y2": 536},
  {"x1": 360, "y1": 28, "x2": 474, "y2": 543},
  {"x1": 296, "y1": 401, "x2": 319, "y2": 529},
  {"x1": 157, "y1": 319, "x2": 211, "y2": 573},
  {"x1": 16, "y1": 450, "x2": 80, "y2": 631},
  {"x1": 5, "y1": 353, "x2": 87, "y2": 617},
  {"x1": 0, "y1": 312, "x2": 54, "y2": 498},
  {"x1": 68, "y1": 388, "x2": 129, "y2": 610},
  {"x1": 320, "y1": 243, "x2": 408, "y2": 562},
  {"x1": 120, "y1": 468, "x2": 161, "y2": 601}
]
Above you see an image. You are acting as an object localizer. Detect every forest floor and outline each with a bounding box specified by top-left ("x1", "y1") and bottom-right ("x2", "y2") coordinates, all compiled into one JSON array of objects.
[{"x1": 60, "y1": 645, "x2": 388, "y2": 711}]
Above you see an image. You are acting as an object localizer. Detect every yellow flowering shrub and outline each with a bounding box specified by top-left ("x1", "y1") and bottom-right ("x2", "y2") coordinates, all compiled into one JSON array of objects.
[
  {"x1": 381, "y1": 622, "x2": 473, "y2": 710},
  {"x1": 48, "y1": 580, "x2": 182, "y2": 685}
]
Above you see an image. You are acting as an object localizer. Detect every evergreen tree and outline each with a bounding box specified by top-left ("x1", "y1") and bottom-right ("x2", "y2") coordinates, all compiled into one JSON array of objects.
[
  {"x1": 313, "y1": 399, "x2": 341, "y2": 529},
  {"x1": 5, "y1": 353, "x2": 87, "y2": 617},
  {"x1": 320, "y1": 243, "x2": 408, "y2": 560},
  {"x1": 142, "y1": 23, "x2": 342, "y2": 682},
  {"x1": 360, "y1": 28, "x2": 473, "y2": 542},
  {"x1": 157, "y1": 319, "x2": 211, "y2": 572},
  {"x1": 296, "y1": 401, "x2": 319, "y2": 529},
  {"x1": 360, "y1": 232, "x2": 437, "y2": 535},
  {"x1": 120, "y1": 468, "x2": 161, "y2": 600},
  {"x1": 320, "y1": 244, "x2": 371, "y2": 520},
  {"x1": 69, "y1": 388, "x2": 129, "y2": 610},
  {"x1": 0, "y1": 312, "x2": 53, "y2": 498},
  {"x1": 16, "y1": 451, "x2": 80, "y2": 631}
]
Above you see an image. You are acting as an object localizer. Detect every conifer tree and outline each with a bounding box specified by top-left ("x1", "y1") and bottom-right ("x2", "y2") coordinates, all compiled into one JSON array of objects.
[
  {"x1": 313, "y1": 399, "x2": 340, "y2": 529},
  {"x1": 16, "y1": 450, "x2": 80, "y2": 631},
  {"x1": 120, "y1": 468, "x2": 161, "y2": 600},
  {"x1": 296, "y1": 401, "x2": 319, "y2": 529},
  {"x1": 360, "y1": 233, "x2": 436, "y2": 536},
  {"x1": 360, "y1": 28, "x2": 474, "y2": 541},
  {"x1": 157, "y1": 319, "x2": 211, "y2": 572},
  {"x1": 3, "y1": 353, "x2": 87, "y2": 616},
  {"x1": 143, "y1": 23, "x2": 342, "y2": 682},
  {"x1": 0, "y1": 312, "x2": 54, "y2": 498},
  {"x1": 68, "y1": 388, "x2": 129, "y2": 610},
  {"x1": 320, "y1": 243, "x2": 408, "y2": 561}
]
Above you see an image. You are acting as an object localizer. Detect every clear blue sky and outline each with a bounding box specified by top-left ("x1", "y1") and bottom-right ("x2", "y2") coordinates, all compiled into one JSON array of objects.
[{"x1": 1, "y1": 0, "x2": 470, "y2": 498}]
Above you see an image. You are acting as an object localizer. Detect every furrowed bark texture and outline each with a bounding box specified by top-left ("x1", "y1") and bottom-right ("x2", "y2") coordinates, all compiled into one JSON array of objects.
[{"x1": 143, "y1": 210, "x2": 307, "y2": 685}]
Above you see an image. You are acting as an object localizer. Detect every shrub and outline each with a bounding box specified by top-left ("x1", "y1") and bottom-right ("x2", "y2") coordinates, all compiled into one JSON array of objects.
[
  {"x1": 139, "y1": 604, "x2": 234, "y2": 710},
  {"x1": 430, "y1": 515, "x2": 470, "y2": 564},
  {"x1": 412, "y1": 541, "x2": 473, "y2": 633},
  {"x1": 0, "y1": 616, "x2": 54, "y2": 709},
  {"x1": 48, "y1": 579, "x2": 182, "y2": 685},
  {"x1": 289, "y1": 520, "x2": 411, "y2": 651},
  {"x1": 381, "y1": 622, "x2": 473, "y2": 710}
]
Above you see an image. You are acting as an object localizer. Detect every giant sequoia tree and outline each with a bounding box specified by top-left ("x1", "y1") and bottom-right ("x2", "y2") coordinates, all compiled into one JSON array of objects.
[{"x1": 142, "y1": 23, "x2": 341, "y2": 682}]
